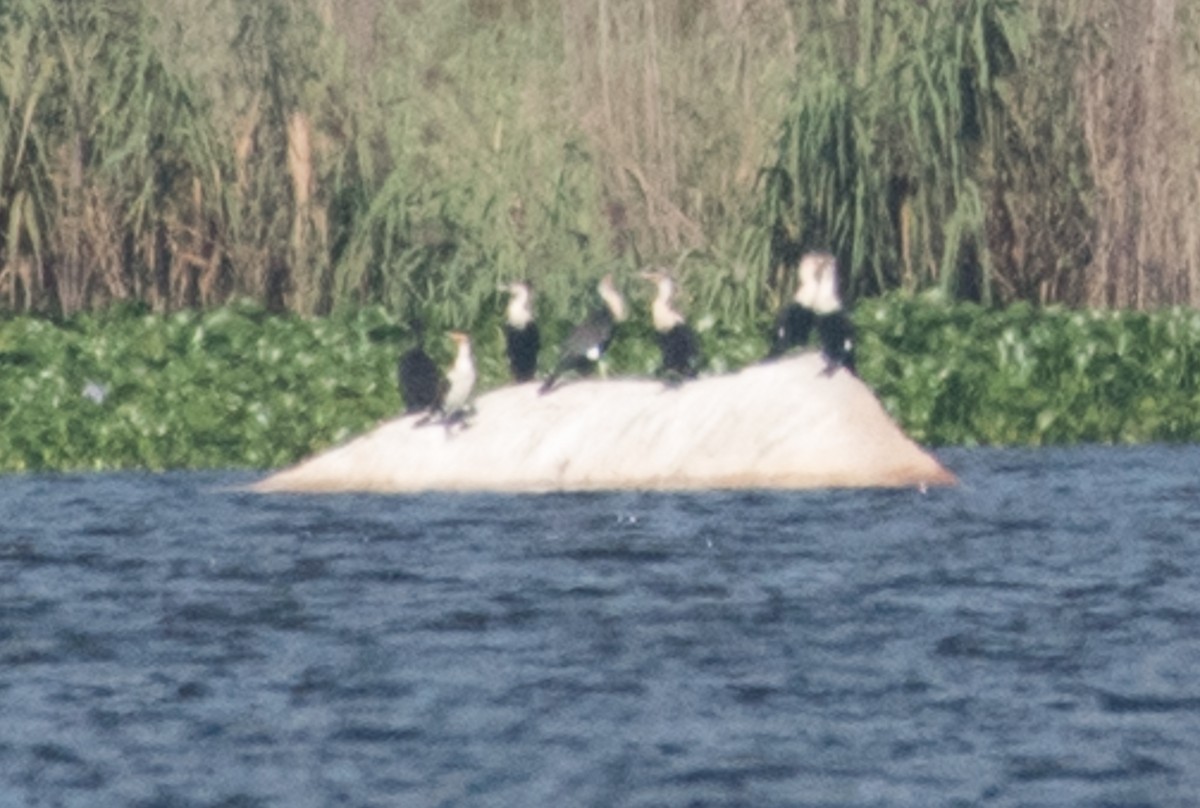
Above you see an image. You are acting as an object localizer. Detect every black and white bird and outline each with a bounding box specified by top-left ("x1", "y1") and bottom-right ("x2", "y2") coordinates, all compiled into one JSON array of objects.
[
  {"x1": 641, "y1": 269, "x2": 700, "y2": 379},
  {"x1": 540, "y1": 273, "x2": 627, "y2": 393},
  {"x1": 768, "y1": 253, "x2": 819, "y2": 359},
  {"x1": 500, "y1": 281, "x2": 540, "y2": 382},
  {"x1": 418, "y1": 330, "x2": 477, "y2": 428},
  {"x1": 809, "y1": 252, "x2": 856, "y2": 374},
  {"x1": 398, "y1": 323, "x2": 441, "y2": 414},
  {"x1": 769, "y1": 250, "x2": 855, "y2": 374},
  {"x1": 439, "y1": 330, "x2": 477, "y2": 422}
]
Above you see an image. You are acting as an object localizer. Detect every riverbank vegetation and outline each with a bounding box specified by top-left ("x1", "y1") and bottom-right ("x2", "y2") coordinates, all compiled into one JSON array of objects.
[
  {"x1": 4, "y1": 300, "x2": 1200, "y2": 472},
  {"x1": 1, "y1": 0, "x2": 1198, "y2": 323},
  {"x1": 3, "y1": 1, "x2": 1200, "y2": 469}
]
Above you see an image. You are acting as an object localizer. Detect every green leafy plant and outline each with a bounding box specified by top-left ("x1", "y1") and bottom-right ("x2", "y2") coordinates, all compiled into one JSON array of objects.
[{"x1": 5, "y1": 298, "x2": 1200, "y2": 472}]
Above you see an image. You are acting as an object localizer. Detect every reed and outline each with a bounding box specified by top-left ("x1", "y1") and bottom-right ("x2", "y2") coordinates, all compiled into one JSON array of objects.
[
  {"x1": 765, "y1": 0, "x2": 1030, "y2": 302},
  {"x1": 0, "y1": 0, "x2": 229, "y2": 313},
  {"x1": 0, "y1": 0, "x2": 1198, "y2": 322},
  {"x1": 764, "y1": 0, "x2": 1200, "y2": 310},
  {"x1": 1078, "y1": 0, "x2": 1200, "y2": 307}
]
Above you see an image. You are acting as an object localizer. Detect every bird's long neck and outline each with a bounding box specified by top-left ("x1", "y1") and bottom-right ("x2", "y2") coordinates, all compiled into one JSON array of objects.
[
  {"x1": 794, "y1": 261, "x2": 842, "y2": 314},
  {"x1": 598, "y1": 280, "x2": 627, "y2": 323},
  {"x1": 793, "y1": 277, "x2": 817, "y2": 309},
  {"x1": 810, "y1": 269, "x2": 843, "y2": 315},
  {"x1": 651, "y1": 280, "x2": 684, "y2": 331},
  {"x1": 506, "y1": 287, "x2": 533, "y2": 329},
  {"x1": 442, "y1": 339, "x2": 475, "y2": 413},
  {"x1": 452, "y1": 340, "x2": 474, "y2": 377}
]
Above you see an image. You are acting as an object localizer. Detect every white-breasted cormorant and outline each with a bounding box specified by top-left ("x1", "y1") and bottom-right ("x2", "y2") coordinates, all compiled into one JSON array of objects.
[
  {"x1": 418, "y1": 330, "x2": 477, "y2": 427},
  {"x1": 540, "y1": 273, "x2": 627, "y2": 393},
  {"x1": 810, "y1": 254, "x2": 855, "y2": 374},
  {"x1": 440, "y1": 330, "x2": 477, "y2": 420},
  {"x1": 768, "y1": 252, "x2": 820, "y2": 358},
  {"x1": 641, "y1": 270, "x2": 701, "y2": 379},
  {"x1": 500, "y1": 281, "x2": 540, "y2": 382},
  {"x1": 768, "y1": 251, "x2": 855, "y2": 374}
]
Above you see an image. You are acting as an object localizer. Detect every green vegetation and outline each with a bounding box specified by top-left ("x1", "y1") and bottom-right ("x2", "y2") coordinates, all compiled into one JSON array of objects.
[
  {"x1": 857, "y1": 297, "x2": 1200, "y2": 446},
  {"x1": 4, "y1": 299, "x2": 1200, "y2": 472},
  {"x1": 2, "y1": 1, "x2": 1199, "y2": 469},
  {"x1": 1, "y1": 0, "x2": 1198, "y2": 322}
]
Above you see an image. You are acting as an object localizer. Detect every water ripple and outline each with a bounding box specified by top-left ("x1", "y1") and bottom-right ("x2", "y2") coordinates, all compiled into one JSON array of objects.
[{"x1": 0, "y1": 447, "x2": 1198, "y2": 806}]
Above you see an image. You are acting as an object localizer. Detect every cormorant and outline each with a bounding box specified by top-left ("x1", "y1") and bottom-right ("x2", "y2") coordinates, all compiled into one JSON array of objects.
[
  {"x1": 767, "y1": 251, "x2": 855, "y2": 374},
  {"x1": 440, "y1": 330, "x2": 477, "y2": 422},
  {"x1": 540, "y1": 273, "x2": 627, "y2": 393},
  {"x1": 417, "y1": 330, "x2": 477, "y2": 428},
  {"x1": 500, "y1": 281, "x2": 540, "y2": 382},
  {"x1": 641, "y1": 270, "x2": 700, "y2": 379},
  {"x1": 811, "y1": 257, "x2": 856, "y2": 374},
  {"x1": 398, "y1": 323, "x2": 440, "y2": 414},
  {"x1": 767, "y1": 253, "x2": 820, "y2": 358}
]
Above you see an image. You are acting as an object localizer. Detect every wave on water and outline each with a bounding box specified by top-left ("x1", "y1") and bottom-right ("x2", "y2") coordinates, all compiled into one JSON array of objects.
[{"x1": 1, "y1": 447, "x2": 1198, "y2": 806}]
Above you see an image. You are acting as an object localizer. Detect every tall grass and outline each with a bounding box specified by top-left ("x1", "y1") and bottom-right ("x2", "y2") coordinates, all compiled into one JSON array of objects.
[
  {"x1": 0, "y1": 0, "x2": 1198, "y2": 324},
  {"x1": 1078, "y1": 0, "x2": 1200, "y2": 307},
  {"x1": 765, "y1": 0, "x2": 1200, "y2": 309},
  {"x1": 765, "y1": 0, "x2": 1049, "y2": 303},
  {"x1": 0, "y1": 0, "x2": 227, "y2": 314},
  {"x1": 328, "y1": 2, "x2": 611, "y2": 326}
]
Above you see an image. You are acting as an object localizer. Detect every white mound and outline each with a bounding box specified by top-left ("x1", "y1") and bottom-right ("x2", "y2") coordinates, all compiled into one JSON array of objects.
[{"x1": 252, "y1": 353, "x2": 955, "y2": 493}]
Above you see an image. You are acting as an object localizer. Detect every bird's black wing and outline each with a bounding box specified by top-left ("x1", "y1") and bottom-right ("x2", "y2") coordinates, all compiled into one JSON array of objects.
[
  {"x1": 768, "y1": 303, "x2": 815, "y2": 358},
  {"x1": 660, "y1": 324, "x2": 700, "y2": 378},
  {"x1": 565, "y1": 308, "x2": 613, "y2": 359},
  {"x1": 398, "y1": 347, "x2": 441, "y2": 412},
  {"x1": 816, "y1": 312, "x2": 856, "y2": 374},
  {"x1": 504, "y1": 322, "x2": 541, "y2": 382},
  {"x1": 540, "y1": 309, "x2": 613, "y2": 393}
]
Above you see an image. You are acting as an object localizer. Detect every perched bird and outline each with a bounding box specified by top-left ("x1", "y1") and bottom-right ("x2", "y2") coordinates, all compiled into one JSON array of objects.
[
  {"x1": 767, "y1": 253, "x2": 820, "y2": 358},
  {"x1": 540, "y1": 273, "x2": 627, "y2": 393},
  {"x1": 398, "y1": 322, "x2": 441, "y2": 414},
  {"x1": 434, "y1": 330, "x2": 477, "y2": 426},
  {"x1": 808, "y1": 253, "x2": 856, "y2": 374},
  {"x1": 500, "y1": 280, "x2": 540, "y2": 382},
  {"x1": 767, "y1": 250, "x2": 856, "y2": 374},
  {"x1": 641, "y1": 269, "x2": 701, "y2": 379}
]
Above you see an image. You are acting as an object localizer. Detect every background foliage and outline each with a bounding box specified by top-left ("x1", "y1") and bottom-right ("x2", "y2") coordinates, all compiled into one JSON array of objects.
[
  {"x1": 1, "y1": 0, "x2": 1198, "y2": 325},
  {"x1": 4, "y1": 300, "x2": 1200, "y2": 472},
  {"x1": 3, "y1": 0, "x2": 1200, "y2": 470}
]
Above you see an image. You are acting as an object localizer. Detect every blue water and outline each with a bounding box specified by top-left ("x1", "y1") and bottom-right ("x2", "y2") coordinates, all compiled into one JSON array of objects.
[{"x1": 2, "y1": 446, "x2": 1199, "y2": 807}]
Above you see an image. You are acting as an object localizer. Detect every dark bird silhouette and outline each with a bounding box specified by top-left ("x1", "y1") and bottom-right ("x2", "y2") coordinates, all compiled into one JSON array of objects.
[
  {"x1": 641, "y1": 269, "x2": 700, "y2": 379},
  {"x1": 540, "y1": 273, "x2": 627, "y2": 393},
  {"x1": 500, "y1": 281, "x2": 540, "y2": 382},
  {"x1": 816, "y1": 308, "x2": 856, "y2": 375},
  {"x1": 398, "y1": 322, "x2": 441, "y2": 414},
  {"x1": 768, "y1": 300, "x2": 816, "y2": 359}
]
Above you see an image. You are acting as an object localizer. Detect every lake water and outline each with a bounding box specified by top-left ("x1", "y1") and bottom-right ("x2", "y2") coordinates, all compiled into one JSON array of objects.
[{"x1": 1, "y1": 446, "x2": 1199, "y2": 807}]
